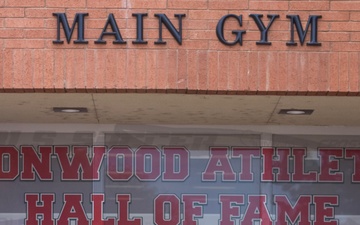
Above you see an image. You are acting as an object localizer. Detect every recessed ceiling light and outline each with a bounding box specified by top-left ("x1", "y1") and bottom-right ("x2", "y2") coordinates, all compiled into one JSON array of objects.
[
  {"x1": 61, "y1": 109, "x2": 81, "y2": 113},
  {"x1": 53, "y1": 107, "x2": 88, "y2": 113},
  {"x1": 278, "y1": 109, "x2": 314, "y2": 115}
]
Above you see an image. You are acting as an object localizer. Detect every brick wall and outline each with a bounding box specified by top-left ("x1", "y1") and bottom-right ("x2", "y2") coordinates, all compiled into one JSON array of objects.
[{"x1": 0, "y1": 0, "x2": 359, "y2": 95}]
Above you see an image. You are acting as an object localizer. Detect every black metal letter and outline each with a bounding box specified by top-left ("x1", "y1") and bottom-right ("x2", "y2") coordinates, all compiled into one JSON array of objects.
[
  {"x1": 249, "y1": 14, "x2": 279, "y2": 45},
  {"x1": 53, "y1": 13, "x2": 88, "y2": 44},
  {"x1": 95, "y1": 13, "x2": 126, "y2": 44},
  {"x1": 132, "y1": 13, "x2": 148, "y2": 44},
  {"x1": 216, "y1": 14, "x2": 246, "y2": 46},
  {"x1": 286, "y1": 15, "x2": 322, "y2": 46},
  {"x1": 154, "y1": 14, "x2": 186, "y2": 45}
]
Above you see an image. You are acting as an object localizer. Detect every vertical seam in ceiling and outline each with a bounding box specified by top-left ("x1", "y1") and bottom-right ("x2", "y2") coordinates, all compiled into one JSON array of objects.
[
  {"x1": 91, "y1": 94, "x2": 100, "y2": 123},
  {"x1": 266, "y1": 96, "x2": 282, "y2": 124}
]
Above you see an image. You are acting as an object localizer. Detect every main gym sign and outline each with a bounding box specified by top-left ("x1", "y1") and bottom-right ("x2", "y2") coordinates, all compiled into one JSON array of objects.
[{"x1": 53, "y1": 13, "x2": 321, "y2": 46}]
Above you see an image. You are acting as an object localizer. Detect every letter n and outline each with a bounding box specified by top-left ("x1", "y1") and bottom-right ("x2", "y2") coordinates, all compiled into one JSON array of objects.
[
  {"x1": 53, "y1": 13, "x2": 88, "y2": 44},
  {"x1": 154, "y1": 14, "x2": 186, "y2": 45},
  {"x1": 25, "y1": 193, "x2": 55, "y2": 225},
  {"x1": 286, "y1": 15, "x2": 321, "y2": 46}
]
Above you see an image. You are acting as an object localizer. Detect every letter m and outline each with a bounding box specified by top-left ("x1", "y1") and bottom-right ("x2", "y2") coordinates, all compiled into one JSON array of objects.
[
  {"x1": 275, "y1": 195, "x2": 312, "y2": 225},
  {"x1": 286, "y1": 15, "x2": 321, "y2": 46},
  {"x1": 53, "y1": 13, "x2": 88, "y2": 44}
]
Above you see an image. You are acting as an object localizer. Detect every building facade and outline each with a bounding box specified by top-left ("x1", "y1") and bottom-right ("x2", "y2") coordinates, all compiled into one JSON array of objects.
[{"x1": 1, "y1": 0, "x2": 360, "y2": 224}]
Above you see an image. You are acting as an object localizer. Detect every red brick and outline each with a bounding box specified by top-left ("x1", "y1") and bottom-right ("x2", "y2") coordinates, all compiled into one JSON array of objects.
[
  {"x1": 95, "y1": 50, "x2": 106, "y2": 89},
  {"x1": 151, "y1": 10, "x2": 187, "y2": 20},
  {"x1": 83, "y1": 28, "x2": 102, "y2": 40},
  {"x1": 88, "y1": 18, "x2": 127, "y2": 30},
  {"x1": 54, "y1": 49, "x2": 64, "y2": 89},
  {"x1": 3, "y1": 49, "x2": 13, "y2": 89},
  {"x1": 187, "y1": 50, "x2": 198, "y2": 90},
  {"x1": 209, "y1": 0, "x2": 248, "y2": 10},
  {"x1": 0, "y1": 8, "x2": 24, "y2": 17},
  {"x1": 249, "y1": 1, "x2": 289, "y2": 11},
  {"x1": 197, "y1": 50, "x2": 208, "y2": 91},
  {"x1": 13, "y1": 49, "x2": 23, "y2": 89},
  {"x1": 188, "y1": 10, "x2": 228, "y2": 20},
  {"x1": 167, "y1": 49, "x2": 178, "y2": 90},
  {"x1": 350, "y1": 12, "x2": 360, "y2": 21},
  {"x1": 22, "y1": 50, "x2": 33, "y2": 89},
  {"x1": 328, "y1": 52, "x2": 339, "y2": 92},
  {"x1": 319, "y1": 32, "x2": 350, "y2": 42},
  {"x1": 0, "y1": 28, "x2": 24, "y2": 38},
  {"x1": 244, "y1": 31, "x2": 289, "y2": 42},
  {"x1": 331, "y1": 42, "x2": 360, "y2": 52},
  {"x1": 85, "y1": 50, "x2": 96, "y2": 90},
  {"x1": 0, "y1": 50, "x2": 3, "y2": 88},
  {"x1": 290, "y1": 2, "x2": 329, "y2": 11},
  {"x1": 44, "y1": 18, "x2": 57, "y2": 29},
  {"x1": 64, "y1": 49, "x2": 75, "y2": 89},
  {"x1": 116, "y1": 49, "x2": 127, "y2": 89},
  {"x1": 168, "y1": 0, "x2": 207, "y2": 9},
  {"x1": 238, "y1": 51, "x2": 249, "y2": 91},
  {"x1": 43, "y1": 50, "x2": 55, "y2": 90},
  {"x1": 257, "y1": 51, "x2": 267, "y2": 91},
  {"x1": 307, "y1": 53, "x2": 321, "y2": 92},
  {"x1": 350, "y1": 32, "x2": 360, "y2": 41},
  {"x1": 125, "y1": 49, "x2": 136, "y2": 89},
  {"x1": 297, "y1": 52, "x2": 309, "y2": 92},
  {"x1": 277, "y1": 52, "x2": 288, "y2": 91},
  {"x1": 5, "y1": 39, "x2": 45, "y2": 49},
  {"x1": 146, "y1": 50, "x2": 157, "y2": 89},
  {"x1": 127, "y1": 16, "x2": 157, "y2": 29},
  {"x1": 320, "y1": 11, "x2": 349, "y2": 21},
  {"x1": 136, "y1": 49, "x2": 147, "y2": 89},
  {"x1": 208, "y1": 41, "x2": 240, "y2": 51},
  {"x1": 287, "y1": 52, "x2": 298, "y2": 92},
  {"x1": 28, "y1": 29, "x2": 56, "y2": 39},
  {"x1": 188, "y1": 30, "x2": 216, "y2": 40},
  {"x1": 183, "y1": 20, "x2": 209, "y2": 30},
  {"x1": 33, "y1": 50, "x2": 44, "y2": 89},
  {"x1": 247, "y1": 19, "x2": 291, "y2": 32},
  {"x1": 207, "y1": 51, "x2": 218, "y2": 91},
  {"x1": 330, "y1": 22, "x2": 360, "y2": 31},
  {"x1": 46, "y1": 0, "x2": 86, "y2": 7},
  {"x1": 174, "y1": 40, "x2": 209, "y2": 50},
  {"x1": 248, "y1": 52, "x2": 258, "y2": 91},
  {"x1": 6, "y1": 0, "x2": 44, "y2": 7},
  {"x1": 339, "y1": 52, "x2": 349, "y2": 92},
  {"x1": 318, "y1": 53, "x2": 329, "y2": 92},
  {"x1": 330, "y1": 1, "x2": 360, "y2": 11},
  {"x1": 74, "y1": 49, "x2": 86, "y2": 89},
  {"x1": 217, "y1": 51, "x2": 229, "y2": 91},
  {"x1": 227, "y1": 51, "x2": 239, "y2": 91},
  {"x1": 157, "y1": 49, "x2": 168, "y2": 89},
  {"x1": 268, "y1": 51, "x2": 278, "y2": 91},
  {"x1": 25, "y1": 8, "x2": 58, "y2": 18},
  {"x1": 99, "y1": 49, "x2": 115, "y2": 89},
  {"x1": 0, "y1": 1, "x2": 358, "y2": 95},
  {"x1": 127, "y1": 0, "x2": 167, "y2": 9},
  {"x1": 87, "y1": 0, "x2": 126, "y2": 8},
  {"x1": 5, "y1": 18, "x2": 44, "y2": 28},
  {"x1": 124, "y1": 9, "x2": 147, "y2": 18},
  {"x1": 348, "y1": 52, "x2": 359, "y2": 92}
]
